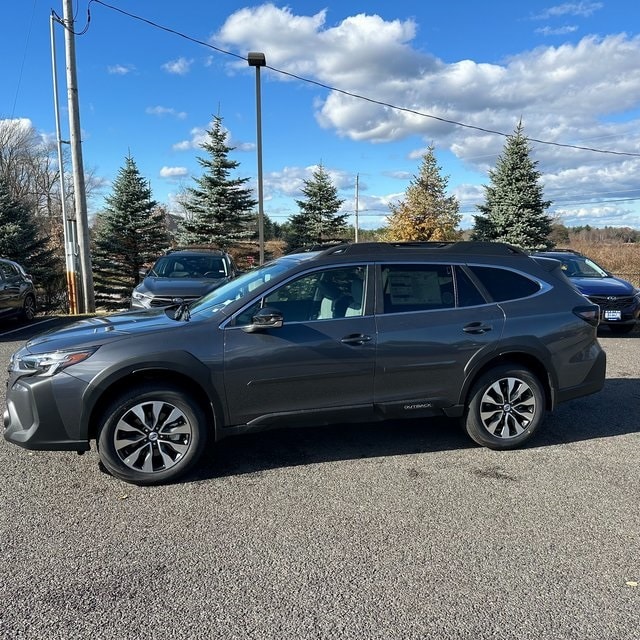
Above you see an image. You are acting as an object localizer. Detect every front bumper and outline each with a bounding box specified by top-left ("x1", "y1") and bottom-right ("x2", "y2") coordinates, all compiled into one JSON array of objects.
[
  {"x1": 3, "y1": 374, "x2": 90, "y2": 451},
  {"x1": 587, "y1": 296, "x2": 640, "y2": 325}
]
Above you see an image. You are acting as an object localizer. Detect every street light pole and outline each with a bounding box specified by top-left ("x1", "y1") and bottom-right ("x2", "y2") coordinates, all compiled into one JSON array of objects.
[
  {"x1": 248, "y1": 52, "x2": 266, "y2": 265},
  {"x1": 355, "y1": 173, "x2": 360, "y2": 243}
]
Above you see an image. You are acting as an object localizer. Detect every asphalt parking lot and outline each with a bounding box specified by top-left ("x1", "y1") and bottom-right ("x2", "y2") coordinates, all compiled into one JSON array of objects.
[{"x1": 0, "y1": 317, "x2": 638, "y2": 640}]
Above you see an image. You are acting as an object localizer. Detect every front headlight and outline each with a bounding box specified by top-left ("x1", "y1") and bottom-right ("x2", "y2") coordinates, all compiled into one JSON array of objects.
[
  {"x1": 12, "y1": 347, "x2": 99, "y2": 377},
  {"x1": 132, "y1": 290, "x2": 152, "y2": 302}
]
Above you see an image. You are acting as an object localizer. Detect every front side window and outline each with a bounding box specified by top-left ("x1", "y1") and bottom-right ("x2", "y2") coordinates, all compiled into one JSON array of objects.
[{"x1": 233, "y1": 265, "x2": 366, "y2": 326}]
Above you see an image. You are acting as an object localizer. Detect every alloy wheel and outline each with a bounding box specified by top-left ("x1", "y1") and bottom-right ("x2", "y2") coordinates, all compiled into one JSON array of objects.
[
  {"x1": 479, "y1": 376, "x2": 537, "y2": 439},
  {"x1": 112, "y1": 400, "x2": 193, "y2": 474}
]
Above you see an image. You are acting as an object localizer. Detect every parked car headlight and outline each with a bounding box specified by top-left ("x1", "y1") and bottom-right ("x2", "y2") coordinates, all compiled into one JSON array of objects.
[
  {"x1": 132, "y1": 290, "x2": 152, "y2": 302},
  {"x1": 12, "y1": 347, "x2": 98, "y2": 377}
]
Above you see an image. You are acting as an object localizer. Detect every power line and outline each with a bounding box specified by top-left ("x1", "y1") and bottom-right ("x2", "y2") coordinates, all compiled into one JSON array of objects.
[
  {"x1": 86, "y1": 0, "x2": 640, "y2": 159},
  {"x1": 11, "y1": 0, "x2": 39, "y2": 118}
]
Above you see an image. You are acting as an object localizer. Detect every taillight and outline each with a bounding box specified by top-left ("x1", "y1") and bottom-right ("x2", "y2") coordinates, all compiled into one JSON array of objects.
[{"x1": 573, "y1": 304, "x2": 600, "y2": 327}]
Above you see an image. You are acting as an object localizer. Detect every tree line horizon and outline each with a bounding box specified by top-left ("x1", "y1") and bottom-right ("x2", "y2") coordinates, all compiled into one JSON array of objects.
[{"x1": 1, "y1": 116, "x2": 639, "y2": 311}]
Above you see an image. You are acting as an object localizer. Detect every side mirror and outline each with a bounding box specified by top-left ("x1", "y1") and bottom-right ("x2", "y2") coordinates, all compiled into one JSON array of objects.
[
  {"x1": 243, "y1": 307, "x2": 284, "y2": 333},
  {"x1": 138, "y1": 268, "x2": 148, "y2": 279}
]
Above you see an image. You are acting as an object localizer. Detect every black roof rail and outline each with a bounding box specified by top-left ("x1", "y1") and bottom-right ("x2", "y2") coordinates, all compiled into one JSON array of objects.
[
  {"x1": 318, "y1": 241, "x2": 527, "y2": 257},
  {"x1": 287, "y1": 240, "x2": 351, "y2": 254},
  {"x1": 165, "y1": 245, "x2": 226, "y2": 255},
  {"x1": 533, "y1": 248, "x2": 582, "y2": 255}
]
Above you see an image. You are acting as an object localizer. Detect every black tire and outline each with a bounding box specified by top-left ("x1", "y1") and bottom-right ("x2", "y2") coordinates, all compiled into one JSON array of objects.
[
  {"x1": 463, "y1": 365, "x2": 545, "y2": 450},
  {"x1": 21, "y1": 294, "x2": 36, "y2": 321},
  {"x1": 608, "y1": 324, "x2": 635, "y2": 335},
  {"x1": 97, "y1": 384, "x2": 208, "y2": 485}
]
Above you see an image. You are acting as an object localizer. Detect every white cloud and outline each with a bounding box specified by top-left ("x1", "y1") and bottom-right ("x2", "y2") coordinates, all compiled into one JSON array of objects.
[
  {"x1": 214, "y1": 7, "x2": 640, "y2": 149},
  {"x1": 531, "y1": 2, "x2": 603, "y2": 20},
  {"x1": 107, "y1": 64, "x2": 135, "y2": 75},
  {"x1": 146, "y1": 106, "x2": 187, "y2": 119},
  {"x1": 162, "y1": 57, "x2": 194, "y2": 75},
  {"x1": 172, "y1": 119, "x2": 254, "y2": 153},
  {"x1": 213, "y1": 5, "x2": 640, "y2": 225},
  {"x1": 264, "y1": 166, "x2": 313, "y2": 197},
  {"x1": 536, "y1": 25, "x2": 579, "y2": 36},
  {"x1": 160, "y1": 166, "x2": 189, "y2": 179},
  {"x1": 383, "y1": 170, "x2": 413, "y2": 180},
  {"x1": 264, "y1": 164, "x2": 354, "y2": 198},
  {"x1": 173, "y1": 126, "x2": 208, "y2": 151},
  {"x1": 0, "y1": 117, "x2": 32, "y2": 130}
]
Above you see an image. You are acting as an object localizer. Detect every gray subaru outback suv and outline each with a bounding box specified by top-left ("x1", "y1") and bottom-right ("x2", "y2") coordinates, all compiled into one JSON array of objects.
[{"x1": 4, "y1": 242, "x2": 606, "y2": 485}]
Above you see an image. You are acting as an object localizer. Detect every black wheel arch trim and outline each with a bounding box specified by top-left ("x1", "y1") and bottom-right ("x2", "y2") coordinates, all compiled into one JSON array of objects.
[
  {"x1": 459, "y1": 339, "x2": 556, "y2": 410},
  {"x1": 80, "y1": 350, "x2": 224, "y2": 441}
]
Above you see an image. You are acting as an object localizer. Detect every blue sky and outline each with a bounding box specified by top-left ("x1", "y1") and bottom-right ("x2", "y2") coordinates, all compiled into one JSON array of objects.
[{"x1": 3, "y1": 1, "x2": 640, "y2": 230}]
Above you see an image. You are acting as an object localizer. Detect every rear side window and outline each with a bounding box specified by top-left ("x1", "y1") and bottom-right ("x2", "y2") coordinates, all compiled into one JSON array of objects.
[
  {"x1": 468, "y1": 266, "x2": 540, "y2": 302},
  {"x1": 381, "y1": 264, "x2": 455, "y2": 313},
  {"x1": 455, "y1": 266, "x2": 487, "y2": 307}
]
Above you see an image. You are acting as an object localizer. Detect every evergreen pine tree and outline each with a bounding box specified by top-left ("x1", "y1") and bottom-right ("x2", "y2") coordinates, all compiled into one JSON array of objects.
[
  {"x1": 386, "y1": 145, "x2": 462, "y2": 241},
  {"x1": 0, "y1": 176, "x2": 59, "y2": 292},
  {"x1": 92, "y1": 155, "x2": 168, "y2": 309},
  {"x1": 472, "y1": 121, "x2": 553, "y2": 250},
  {"x1": 287, "y1": 164, "x2": 348, "y2": 248},
  {"x1": 179, "y1": 115, "x2": 257, "y2": 247}
]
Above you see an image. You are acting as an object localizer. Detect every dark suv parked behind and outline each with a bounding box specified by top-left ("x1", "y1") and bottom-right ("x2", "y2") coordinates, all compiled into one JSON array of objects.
[
  {"x1": 4, "y1": 242, "x2": 606, "y2": 485},
  {"x1": 131, "y1": 248, "x2": 238, "y2": 309},
  {"x1": 0, "y1": 258, "x2": 36, "y2": 322}
]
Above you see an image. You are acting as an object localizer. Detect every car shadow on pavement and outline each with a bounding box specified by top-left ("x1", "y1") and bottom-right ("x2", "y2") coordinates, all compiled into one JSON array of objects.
[{"x1": 188, "y1": 377, "x2": 639, "y2": 482}]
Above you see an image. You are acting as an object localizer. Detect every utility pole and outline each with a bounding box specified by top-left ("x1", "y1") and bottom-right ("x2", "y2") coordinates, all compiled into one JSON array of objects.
[
  {"x1": 62, "y1": 0, "x2": 95, "y2": 312},
  {"x1": 354, "y1": 173, "x2": 360, "y2": 243},
  {"x1": 50, "y1": 11, "x2": 79, "y2": 314}
]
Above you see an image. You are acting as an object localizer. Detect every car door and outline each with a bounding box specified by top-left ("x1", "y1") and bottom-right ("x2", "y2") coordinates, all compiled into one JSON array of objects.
[
  {"x1": 222, "y1": 264, "x2": 376, "y2": 426},
  {"x1": 373, "y1": 262, "x2": 505, "y2": 417},
  {"x1": 0, "y1": 263, "x2": 19, "y2": 318}
]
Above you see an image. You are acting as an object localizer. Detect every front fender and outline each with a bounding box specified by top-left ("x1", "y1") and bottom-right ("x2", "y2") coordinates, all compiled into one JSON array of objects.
[{"x1": 78, "y1": 350, "x2": 223, "y2": 438}]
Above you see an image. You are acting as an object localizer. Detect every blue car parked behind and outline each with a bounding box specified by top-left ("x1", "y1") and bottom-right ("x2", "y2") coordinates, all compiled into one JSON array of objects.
[{"x1": 533, "y1": 250, "x2": 640, "y2": 334}]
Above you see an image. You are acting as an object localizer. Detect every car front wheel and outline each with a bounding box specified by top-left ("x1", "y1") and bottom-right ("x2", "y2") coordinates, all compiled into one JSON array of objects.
[
  {"x1": 97, "y1": 384, "x2": 208, "y2": 485},
  {"x1": 464, "y1": 365, "x2": 545, "y2": 450}
]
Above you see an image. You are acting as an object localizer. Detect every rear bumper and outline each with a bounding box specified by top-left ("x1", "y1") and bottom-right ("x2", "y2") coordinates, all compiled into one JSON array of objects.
[{"x1": 555, "y1": 347, "x2": 607, "y2": 405}]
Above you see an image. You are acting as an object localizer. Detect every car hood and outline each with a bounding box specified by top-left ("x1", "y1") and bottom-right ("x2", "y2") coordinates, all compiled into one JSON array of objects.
[
  {"x1": 570, "y1": 276, "x2": 635, "y2": 296},
  {"x1": 137, "y1": 276, "x2": 229, "y2": 298},
  {"x1": 25, "y1": 309, "x2": 179, "y2": 353}
]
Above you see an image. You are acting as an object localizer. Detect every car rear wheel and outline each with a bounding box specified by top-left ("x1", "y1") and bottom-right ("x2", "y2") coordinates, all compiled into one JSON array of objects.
[
  {"x1": 97, "y1": 384, "x2": 208, "y2": 485},
  {"x1": 21, "y1": 294, "x2": 36, "y2": 321},
  {"x1": 464, "y1": 365, "x2": 544, "y2": 450}
]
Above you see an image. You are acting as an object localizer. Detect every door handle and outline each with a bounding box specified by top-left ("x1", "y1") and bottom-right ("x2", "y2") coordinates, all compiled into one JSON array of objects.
[
  {"x1": 463, "y1": 322, "x2": 492, "y2": 334},
  {"x1": 341, "y1": 334, "x2": 372, "y2": 345}
]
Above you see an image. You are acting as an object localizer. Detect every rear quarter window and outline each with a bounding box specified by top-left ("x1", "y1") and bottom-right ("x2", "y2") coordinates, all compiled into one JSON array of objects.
[{"x1": 468, "y1": 266, "x2": 540, "y2": 302}]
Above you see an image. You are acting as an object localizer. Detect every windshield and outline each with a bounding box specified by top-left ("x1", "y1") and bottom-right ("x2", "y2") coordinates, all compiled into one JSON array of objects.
[
  {"x1": 151, "y1": 255, "x2": 227, "y2": 278},
  {"x1": 188, "y1": 257, "x2": 304, "y2": 317},
  {"x1": 559, "y1": 256, "x2": 608, "y2": 278}
]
